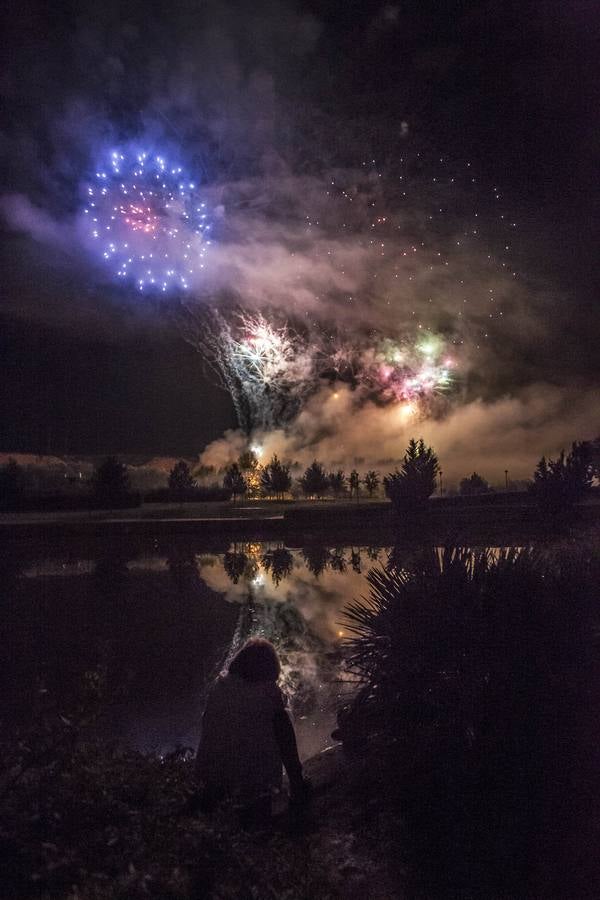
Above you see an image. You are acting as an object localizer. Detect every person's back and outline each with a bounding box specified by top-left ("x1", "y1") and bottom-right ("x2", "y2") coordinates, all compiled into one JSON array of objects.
[
  {"x1": 194, "y1": 638, "x2": 309, "y2": 822},
  {"x1": 197, "y1": 671, "x2": 285, "y2": 801}
]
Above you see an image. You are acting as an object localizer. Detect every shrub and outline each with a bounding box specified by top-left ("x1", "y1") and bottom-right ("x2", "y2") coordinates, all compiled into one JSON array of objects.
[
  {"x1": 459, "y1": 471, "x2": 492, "y2": 495},
  {"x1": 223, "y1": 463, "x2": 247, "y2": 501},
  {"x1": 299, "y1": 461, "x2": 329, "y2": 498},
  {"x1": 91, "y1": 457, "x2": 134, "y2": 509},
  {"x1": 337, "y1": 545, "x2": 600, "y2": 895},
  {"x1": 363, "y1": 470, "x2": 380, "y2": 498},
  {"x1": 327, "y1": 469, "x2": 347, "y2": 499},
  {"x1": 529, "y1": 441, "x2": 594, "y2": 515},
  {"x1": 168, "y1": 460, "x2": 195, "y2": 496},
  {"x1": 0, "y1": 676, "x2": 339, "y2": 899},
  {"x1": 383, "y1": 439, "x2": 439, "y2": 512}
]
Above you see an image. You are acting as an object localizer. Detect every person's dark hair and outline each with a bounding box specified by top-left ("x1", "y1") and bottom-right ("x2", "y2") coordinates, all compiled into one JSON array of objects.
[{"x1": 227, "y1": 638, "x2": 281, "y2": 683}]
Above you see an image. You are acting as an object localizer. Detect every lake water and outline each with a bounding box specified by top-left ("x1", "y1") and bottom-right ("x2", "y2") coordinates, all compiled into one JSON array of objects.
[{"x1": 2, "y1": 539, "x2": 392, "y2": 761}]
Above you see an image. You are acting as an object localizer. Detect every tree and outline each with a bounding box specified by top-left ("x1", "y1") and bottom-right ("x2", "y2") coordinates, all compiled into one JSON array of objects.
[
  {"x1": 459, "y1": 472, "x2": 492, "y2": 496},
  {"x1": 261, "y1": 545, "x2": 294, "y2": 585},
  {"x1": 364, "y1": 470, "x2": 380, "y2": 498},
  {"x1": 92, "y1": 457, "x2": 130, "y2": 508},
  {"x1": 223, "y1": 463, "x2": 247, "y2": 502},
  {"x1": 193, "y1": 463, "x2": 215, "y2": 481},
  {"x1": 299, "y1": 460, "x2": 329, "y2": 498},
  {"x1": 529, "y1": 441, "x2": 593, "y2": 515},
  {"x1": 223, "y1": 547, "x2": 248, "y2": 583},
  {"x1": 301, "y1": 543, "x2": 331, "y2": 576},
  {"x1": 384, "y1": 438, "x2": 439, "y2": 512},
  {"x1": 328, "y1": 469, "x2": 347, "y2": 499},
  {"x1": 260, "y1": 455, "x2": 292, "y2": 499},
  {"x1": 168, "y1": 460, "x2": 194, "y2": 497},
  {"x1": 237, "y1": 450, "x2": 261, "y2": 497},
  {"x1": 0, "y1": 458, "x2": 27, "y2": 510},
  {"x1": 238, "y1": 450, "x2": 259, "y2": 473},
  {"x1": 349, "y1": 470, "x2": 360, "y2": 501}
]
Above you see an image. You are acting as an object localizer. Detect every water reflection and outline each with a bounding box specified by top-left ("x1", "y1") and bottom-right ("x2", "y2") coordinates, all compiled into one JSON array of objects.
[
  {"x1": 3, "y1": 540, "x2": 387, "y2": 760},
  {"x1": 3, "y1": 539, "x2": 545, "y2": 760}
]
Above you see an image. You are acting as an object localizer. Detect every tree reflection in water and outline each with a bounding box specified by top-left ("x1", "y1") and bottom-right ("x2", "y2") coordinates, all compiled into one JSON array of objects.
[
  {"x1": 261, "y1": 545, "x2": 294, "y2": 585},
  {"x1": 301, "y1": 544, "x2": 331, "y2": 577}
]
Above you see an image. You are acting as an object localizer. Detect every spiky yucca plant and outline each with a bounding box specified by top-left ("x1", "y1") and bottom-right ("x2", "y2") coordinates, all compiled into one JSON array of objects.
[
  {"x1": 339, "y1": 543, "x2": 600, "y2": 900},
  {"x1": 340, "y1": 546, "x2": 598, "y2": 790}
]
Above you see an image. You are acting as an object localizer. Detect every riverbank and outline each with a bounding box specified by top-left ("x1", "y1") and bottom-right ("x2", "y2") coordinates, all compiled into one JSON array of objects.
[
  {"x1": 2, "y1": 494, "x2": 599, "y2": 549},
  {"x1": 0, "y1": 720, "x2": 397, "y2": 899}
]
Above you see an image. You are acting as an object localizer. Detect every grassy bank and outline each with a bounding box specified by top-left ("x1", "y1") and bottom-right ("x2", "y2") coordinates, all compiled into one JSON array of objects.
[{"x1": 0, "y1": 700, "x2": 395, "y2": 900}]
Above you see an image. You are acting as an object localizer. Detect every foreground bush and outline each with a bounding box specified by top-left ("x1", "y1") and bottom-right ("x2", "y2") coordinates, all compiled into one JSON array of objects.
[
  {"x1": 338, "y1": 545, "x2": 600, "y2": 897},
  {"x1": 0, "y1": 678, "x2": 342, "y2": 899},
  {"x1": 529, "y1": 441, "x2": 594, "y2": 516}
]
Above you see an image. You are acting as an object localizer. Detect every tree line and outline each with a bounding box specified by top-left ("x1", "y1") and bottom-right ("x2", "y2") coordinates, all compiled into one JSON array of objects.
[
  {"x1": 223, "y1": 453, "x2": 382, "y2": 502},
  {"x1": 0, "y1": 437, "x2": 597, "y2": 512}
]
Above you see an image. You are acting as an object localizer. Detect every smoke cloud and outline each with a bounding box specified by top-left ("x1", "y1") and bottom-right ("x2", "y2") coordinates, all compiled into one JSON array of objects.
[
  {"x1": 200, "y1": 382, "x2": 598, "y2": 486},
  {"x1": 1, "y1": 0, "x2": 597, "y2": 470}
]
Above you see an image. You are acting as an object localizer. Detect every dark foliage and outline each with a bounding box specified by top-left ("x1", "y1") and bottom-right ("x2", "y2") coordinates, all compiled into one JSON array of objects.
[
  {"x1": 301, "y1": 543, "x2": 331, "y2": 577},
  {"x1": 145, "y1": 484, "x2": 230, "y2": 503},
  {"x1": 383, "y1": 438, "x2": 439, "y2": 512},
  {"x1": 363, "y1": 470, "x2": 380, "y2": 498},
  {"x1": 338, "y1": 545, "x2": 600, "y2": 897},
  {"x1": 237, "y1": 450, "x2": 259, "y2": 473},
  {"x1": 261, "y1": 545, "x2": 294, "y2": 585},
  {"x1": 299, "y1": 460, "x2": 329, "y2": 498},
  {"x1": 222, "y1": 463, "x2": 247, "y2": 501},
  {"x1": 0, "y1": 674, "x2": 337, "y2": 899},
  {"x1": 223, "y1": 545, "x2": 259, "y2": 584},
  {"x1": 529, "y1": 441, "x2": 594, "y2": 515},
  {"x1": 349, "y1": 470, "x2": 360, "y2": 500},
  {"x1": 459, "y1": 471, "x2": 492, "y2": 495},
  {"x1": 327, "y1": 469, "x2": 347, "y2": 499},
  {"x1": 91, "y1": 457, "x2": 134, "y2": 509},
  {"x1": 168, "y1": 460, "x2": 195, "y2": 497},
  {"x1": 0, "y1": 459, "x2": 28, "y2": 510},
  {"x1": 330, "y1": 549, "x2": 347, "y2": 573},
  {"x1": 260, "y1": 455, "x2": 292, "y2": 499}
]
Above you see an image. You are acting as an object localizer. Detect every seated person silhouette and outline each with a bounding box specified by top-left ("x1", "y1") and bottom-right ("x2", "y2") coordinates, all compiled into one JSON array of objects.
[{"x1": 194, "y1": 638, "x2": 309, "y2": 826}]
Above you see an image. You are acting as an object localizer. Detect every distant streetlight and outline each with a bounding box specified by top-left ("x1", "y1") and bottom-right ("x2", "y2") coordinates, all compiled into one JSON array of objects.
[
  {"x1": 439, "y1": 469, "x2": 444, "y2": 496},
  {"x1": 504, "y1": 469, "x2": 509, "y2": 491}
]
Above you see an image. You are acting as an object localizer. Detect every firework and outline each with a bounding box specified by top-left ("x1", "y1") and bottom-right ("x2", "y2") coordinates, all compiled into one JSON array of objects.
[
  {"x1": 182, "y1": 301, "x2": 454, "y2": 434},
  {"x1": 82, "y1": 147, "x2": 211, "y2": 292},
  {"x1": 182, "y1": 307, "x2": 315, "y2": 434},
  {"x1": 363, "y1": 334, "x2": 453, "y2": 404}
]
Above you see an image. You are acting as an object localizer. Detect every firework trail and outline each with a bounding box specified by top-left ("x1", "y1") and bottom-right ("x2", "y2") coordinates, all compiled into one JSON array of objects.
[
  {"x1": 182, "y1": 304, "x2": 453, "y2": 434},
  {"x1": 82, "y1": 147, "x2": 211, "y2": 292},
  {"x1": 181, "y1": 306, "x2": 315, "y2": 434}
]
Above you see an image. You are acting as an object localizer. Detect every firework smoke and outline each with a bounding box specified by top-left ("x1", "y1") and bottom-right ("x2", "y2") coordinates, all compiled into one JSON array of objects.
[{"x1": 182, "y1": 301, "x2": 454, "y2": 434}]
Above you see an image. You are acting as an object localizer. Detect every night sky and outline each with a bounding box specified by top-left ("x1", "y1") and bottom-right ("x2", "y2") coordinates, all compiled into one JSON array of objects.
[{"x1": 1, "y1": 0, "x2": 598, "y2": 461}]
